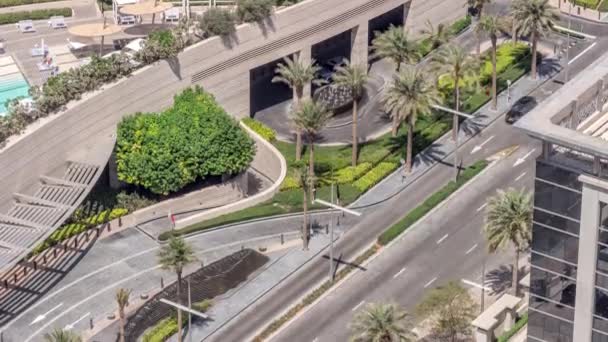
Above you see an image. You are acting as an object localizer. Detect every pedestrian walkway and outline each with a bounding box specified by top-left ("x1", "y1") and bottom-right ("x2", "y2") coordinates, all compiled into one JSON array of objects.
[{"x1": 549, "y1": 0, "x2": 608, "y2": 22}]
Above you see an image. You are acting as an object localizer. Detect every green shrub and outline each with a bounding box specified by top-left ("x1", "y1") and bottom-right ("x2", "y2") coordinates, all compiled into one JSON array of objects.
[
  {"x1": 479, "y1": 43, "x2": 529, "y2": 84},
  {"x1": 237, "y1": 0, "x2": 274, "y2": 23},
  {"x1": 280, "y1": 175, "x2": 299, "y2": 191},
  {"x1": 116, "y1": 191, "x2": 156, "y2": 212},
  {"x1": 242, "y1": 117, "x2": 276, "y2": 142},
  {"x1": 142, "y1": 317, "x2": 178, "y2": 342},
  {"x1": 136, "y1": 29, "x2": 182, "y2": 64},
  {"x1": 497, "y1": 312, "x2": 528, "y2": 342},
  {"x1": 0, "y1": 0, "x2": 62, "y2": 8},
  {"x1": 353, "y1": 162, "x2": 398, "y2": 192},
  {"x1": 0, "y1": 8, "x2": 71, "y2": 24},
  {"x1": 199, "y1": 7, "x2": 236, "y2": 37},
  {"x1": 600, "y1": 0, "x2": 608, "y2": 11},
  {"x1": 450, "y1": 15, "x2": 471, "y2": 35},
  {"x1": 116, "y1": 87, "x2": 255, "y2": 195},
  {"x1": 333, "y1": 163, "x2": 373, "y2": 184},
  {"x1": 81, "y1": 208, "x2": 128, "y2": 226},
  {"x1": 192, "y1": 299, "x2": 214, "y2": 313},
  {"x1": 378, "y1": 160, "x2": 488, "y2": 245}
]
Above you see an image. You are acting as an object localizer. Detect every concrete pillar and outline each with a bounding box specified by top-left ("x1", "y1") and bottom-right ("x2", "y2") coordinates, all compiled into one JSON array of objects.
[
  {"x1": 503, "y1": 308, "x2": 515, "y2": 332},
  {"x1": 108, "y1": 152, "x2": 122, "y2": 189},
  {"x1": 299, "y1": 47, "x2": 312, "y2": 99},
  {"x1": 351, "y1": 22, "x2": 369, "y2": 66},
  {"x1": 474, "y1": 328, "x2": 491, "y2": 342},
  {"x1": 573, "y1": 175, "x2": 602, "y2": 342}
]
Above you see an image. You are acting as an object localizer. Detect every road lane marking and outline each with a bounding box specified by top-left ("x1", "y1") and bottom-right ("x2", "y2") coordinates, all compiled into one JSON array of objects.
[
  {"x1": 513, "y1": 148, "x2": 536, "y2": 167},
  {"x1": 462, "y1": 279, "x2": 491, "y2": 291},
  {"x1": 476, "y1": 203, "x2": 487, "y2": 212},
  {"x1": 312, "y1": 338, "x2": 318, "y2": 342},
  {"x1": 393, "y1": 267, "x2": 407, "y2": 279},
  {"x1": 515, "y1": 172, "x2": 527, "y2": 182},
  {"x1": 424, "y1": 277, "x2": 437, "y2": 288},
  {"x1": 569, "y1": 42, "x2": 597, "y2": 65},
  {"x1": 30, "y1": 303, "x2": 63, "y2": 325},
  {"x1": 436, "y1": 234, "x2": 449, "y2": 244},
  {"x1": 352, "y1": 301, "x2": 365, "y2": 312},
  {"x1": 470, "y1": 135, "x2": 495, "y2": 154},
  {"x1": 64, "y1": 312, "x2": 90, "y2": 330},
  {"x1": 465, "y1": 244, "x2": 478, "y2": 255}
]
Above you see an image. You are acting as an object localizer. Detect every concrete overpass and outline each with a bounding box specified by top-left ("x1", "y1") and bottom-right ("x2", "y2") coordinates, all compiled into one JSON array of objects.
[{"x1": 0, "y1": 0, "x2": 467, "y2": 272}]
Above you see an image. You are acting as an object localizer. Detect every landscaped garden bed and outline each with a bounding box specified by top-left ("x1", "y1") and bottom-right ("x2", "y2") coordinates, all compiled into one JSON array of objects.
[
  {"x1": 418, "y1": 16, "x2": 472, "y2": 57},
  {"x1": 0, "y1": 7, "x2": 71, "y2": 24},
  {"x1": 0, "y1": 0, "x2": 63, "y2": 8}
]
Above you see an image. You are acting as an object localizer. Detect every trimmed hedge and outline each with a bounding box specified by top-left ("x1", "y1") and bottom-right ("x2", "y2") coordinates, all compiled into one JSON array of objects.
[
  {"x1": 334, "y1": 162, "x2": 373, "y2": 184},
  {"x1": 242, "y1": 118, "x2": 276, "y2": 142},
  {"x1": 497, "y1": 312, "x2": 528, "y2": 342},
  {"x1": 352, "y1": 162, "x2": 398, "y2": 192},
  {"x1": 142, "y1": 317, "x2": 178, "y2": 342},
  {"x1": 377, "y1": 160, "x2": 488, "y2": 245},
  {"x1": 0, "y1": 0, "x2": 62, "y2": 8},
  {"x1": 0, "y1": 7, "x2": 71, "y2": 24}
]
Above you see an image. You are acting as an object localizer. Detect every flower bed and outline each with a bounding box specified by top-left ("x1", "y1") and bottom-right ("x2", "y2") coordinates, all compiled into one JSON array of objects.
[{"x1": 0, "y1": 8, "x2": 71, "y2": 24}]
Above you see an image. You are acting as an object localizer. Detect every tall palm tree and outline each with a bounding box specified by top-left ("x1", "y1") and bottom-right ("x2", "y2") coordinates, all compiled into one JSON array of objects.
[
  {"x1": 292, "y1": 99, "x2": 333, "y2": 194},
  {"x1": 419, "y1": 19, "x2": 450, "y2": 50},
  {"x1": 468, "y1": 0, "x2": 492, "y2": 19},
  {"x1": 116, "y1": 287, "x2": 132, "y2": 342},
  {"x1": 350, "y1": 302, "x2": 416, "y2": 342},
  {"x1": 332, "y1": 59, "x2": 368, "y2": 167},
  {"x1": 484, "y1": 188, "x2": 532, "y2": 296},
  {"x1": 43, "y1": 329, "x2": 82, "y2": 342},
  {"x1": 272, "y1": 55, "x2": 324, "y2": 161},
  {"x1": 476, "y1": 15, "x2": 506, "y2": 110},
  {"x1": 372, "y1": 25, "x2": 420, "y2": 72},
  {"x1": 431, "y1": 45, "x2": 478, "y2": 141},
  {"x1": 294, "y1": 166, "x2": 314, "y2": 250},
  {"x1": 512, "y1": 0, "x2": 558, "y2": 80},
  {"x1": 383, "y1": 65, "x2": 440, "y2": 173},
  {"x1": 158, "y1": 236, "x2": 196, "y2": 342}
]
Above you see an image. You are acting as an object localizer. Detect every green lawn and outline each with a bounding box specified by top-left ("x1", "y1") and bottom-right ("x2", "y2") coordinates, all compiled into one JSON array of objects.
[
  {"x1": 599, "y1": 0, "x2": 608, "y2": 11},
  {"x1": 572, "y1": 0, "x2": 600, "y2": 8}
]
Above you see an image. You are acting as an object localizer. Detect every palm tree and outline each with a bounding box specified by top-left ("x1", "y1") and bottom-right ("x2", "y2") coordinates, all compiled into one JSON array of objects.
[
  {"x1": 294, "y1": 166, "x2": 314, "y2": 250},
  {"x1": 372, "y1": 25, "x2": 420, "y2": 72},
  {"x1": 43, "y1": 329, "x2": 82, "y2": 342},
  {"x1": 484, "y1": 188, "x2": 532, "y2": 296},
  {"x1": 158, "y1": 236, "x2": 196, "y2": 342},
  {"x1": 292, "y1": 99, "x2": 333, "y2": 193},
  {"x1": 431, "y1": 45, "x2": 478, "y2": 141},
  {"x1": 272, "y1": 55, "x2": 324, "y2": 161},
  {"x1": 350, "y1": 302, "x2": 416, "y2": 342},
  {"x1": 476, "y1": 15, "x2": 506, "y2": 110},
  {"x1": 383, "y1": 65, "x2": 440, "y2": 173},
  {"x1": 468, "y1": 0, "x2": 492, "y2": 19},
  {"x1": 116, "y1": 287, "x2": 132, "y2": 342},
  {"x1": 419, "y1": 19, "x2": 450, "y2": 50},
  {"x1": 512, "y1": 0, "x2": 558, "y2": 80},
  {"x1": 332, "y1": 59, "x2": 368, "y2": 167}
]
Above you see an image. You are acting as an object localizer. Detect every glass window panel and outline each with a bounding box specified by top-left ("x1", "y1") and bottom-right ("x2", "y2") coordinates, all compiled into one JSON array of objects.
[
  {"x1": 528, "y1": 309, "x2": 573, "y2": 342},
  {"x1": 593, "y1": 331, "x2": 608, "y2": 342},
  {"x1": 532, "y1": 252, "x2": 577, "y2": 279},
  {"x1": 601, "y1": 203, "x2": 608, "y2": 229},
  {"x1": 534, "y1": 209, "x2": 579, "y2": 236},
  {"x1": 597, "y1": 272, "x2": 608, "y2": 290},
  {"x1": 600, "y1": 229, "x2": 608, "y2": 247},
  {"x1": 532, "y1": 225, "x2": 579, "y2": 265},
  {"x1": 529, "y1": 269, "x2": 575, "y2": 322},
  {"x1": 536, "y1": 161, "x2": 583, "y2": 191},
  {"x1": 596, "y1": 288, "x2": 608, "y2": 321},
  {"x1": 534, "y1": 180, "x2": 582, "y2": 221},
  {"x1": 595, "y1": 316, "x2": 608, "y2": 337}
]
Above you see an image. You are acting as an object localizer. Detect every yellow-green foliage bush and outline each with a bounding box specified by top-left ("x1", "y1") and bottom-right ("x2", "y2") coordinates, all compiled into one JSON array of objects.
[
  {"x1": 242, "y1": 117, "x2": 276, "y2": 142},
  {"x1": 333, "y1": 162, "x2": 373, "y2": 184},
  {"x1": 353, "y1": 162, "x2": 398, "y2": 192}
]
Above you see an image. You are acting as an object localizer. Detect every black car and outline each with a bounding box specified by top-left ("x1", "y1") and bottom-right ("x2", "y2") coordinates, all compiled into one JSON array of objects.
[{"x1": 505, "y1": 96, "x2": 537, "y2": 124}]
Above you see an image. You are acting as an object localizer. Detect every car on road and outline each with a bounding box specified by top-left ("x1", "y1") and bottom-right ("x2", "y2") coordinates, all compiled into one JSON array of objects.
[{"x1": 505, "y1": 96, "x2": 537, "y2": 124}]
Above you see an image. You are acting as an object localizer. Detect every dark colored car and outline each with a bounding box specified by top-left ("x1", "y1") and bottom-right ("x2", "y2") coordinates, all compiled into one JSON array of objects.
[{"x1": 505, "y1": 96, "x2": 537, "y2": 124}]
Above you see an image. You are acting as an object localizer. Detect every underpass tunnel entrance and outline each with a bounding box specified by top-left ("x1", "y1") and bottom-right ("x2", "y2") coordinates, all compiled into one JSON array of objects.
[
  {"x1": 311, "y1": 29, "x2": 352, "y2": 94},
  {"x1": 250, "y1": 55, "x2": 294, "y2": 116},
  {"x1": 368, "y1": 4, "x2": 406, "y2": 46}
]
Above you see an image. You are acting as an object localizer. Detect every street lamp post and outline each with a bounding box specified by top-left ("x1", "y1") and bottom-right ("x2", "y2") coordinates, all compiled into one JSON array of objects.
[
  {"x1": 313, "y1": 194, "x2": 362, "y2": 282},
  {"x1": 507, "y1": 80, "x2": 512, "y2": 104},
  {"x1": 565, "y1": 2, "x2": 573, "y2": 82},
  {"x1": 159, "y1": 281, "x2": 208, "y2": 342},
  {"x1": 432, "y1": 105, "x2": 474, "y2": 181}
]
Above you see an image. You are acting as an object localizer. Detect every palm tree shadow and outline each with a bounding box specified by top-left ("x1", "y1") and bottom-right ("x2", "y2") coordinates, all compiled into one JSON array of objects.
[
  {"x1": 460, "y1": 113, "x2": 487, "y2": 137},
  {"x1": 538, "y1": 57, "x2": 561, "y2": 79},
  {"x1": 485, "y1": 264, "x2": 526, "y2": 296},
  {"x1": 257, "y1": 16, "x2": 276, "y2": 38}
]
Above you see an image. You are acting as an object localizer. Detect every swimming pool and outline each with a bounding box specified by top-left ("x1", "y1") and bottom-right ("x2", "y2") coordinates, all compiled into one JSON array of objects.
[{"x1": 0, "y1": 57, "x2": 30, "y2": 116}]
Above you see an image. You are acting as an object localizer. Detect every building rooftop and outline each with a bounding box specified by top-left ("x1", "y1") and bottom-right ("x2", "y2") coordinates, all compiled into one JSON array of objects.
[{"x1": 515, "y1": 50, "x2": 608, "y2": 161}]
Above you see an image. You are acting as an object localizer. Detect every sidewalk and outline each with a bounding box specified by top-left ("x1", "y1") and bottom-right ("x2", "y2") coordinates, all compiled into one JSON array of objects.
[
  {"x1": 0, "y1": 0, "x2": 98, "y2": 18},
  {"x1": 550, "y1": 0, "x2": 608, "y2": 22}
]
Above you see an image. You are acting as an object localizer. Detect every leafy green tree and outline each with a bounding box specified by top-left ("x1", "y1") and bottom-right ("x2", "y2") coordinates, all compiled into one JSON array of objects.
[
  {"x1": 475, "y1": 15, "x2": 507, "y2": 110},
  {"x1": 116, "y1": 86, "x2": 255, "y2": 195},
  {"x1": 431, "y1": 44, "x2": 478, "y2": 141},
  {"x1": 137, "y1": 29, "x2": 181, "y2": 64},
  {"x1": 272, "y1": 56, "x2": 324, "y2": 161},
  {"x1": 294, "y1": 166, "x2": 314, "y2": 250},
  {"x1": 158, "y1": 236, "x2": 196, "y2": 342},
  {"x1": 350, "y1": 302, "x2": 416, "y2": 342},
  {"x1": 484, "y1": 188, "x2": 532, "y2": 296},
  {"x1": 292, "y1": 99, "x2": 332, "y2": 197},
  {"x1": 237, "y1": 0, "x2": 274, "y2": 23},
  {"x1": 43, "y1": 329, "x2": 82, "y2": 342},
  {"x1": 512, "y1": 0, "x2": 558, "y2": 80},
  {"x1": 420, "y1": 19, "x2": 450, "y2": 50},
  {"x1": 199, "y1": 7, "x2": 236, "y2": 37},
  {"x1": 115, "y1": 288, "x2": 131, "y2": 342},
  {"x1": 332, "y1": 59, "x2": 368, "y2": 167},
  {"x1": 383, "y1": 65, "x2": 440, "y2": 173},
  {"x1": 416, "y1": 281, "x2": 477, "y2": 342},
  {"x1": 372, "y1": 25, "x2": 419, "y2": 72}
]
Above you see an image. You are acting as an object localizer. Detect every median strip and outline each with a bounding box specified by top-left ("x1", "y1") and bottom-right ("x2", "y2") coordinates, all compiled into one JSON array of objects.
[{"x1": 252, "y1": 160, "x2": 489, "y2": 341}]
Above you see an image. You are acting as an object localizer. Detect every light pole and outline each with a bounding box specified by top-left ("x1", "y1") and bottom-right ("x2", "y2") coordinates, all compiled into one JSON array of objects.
[
  {"x1": 159, "y1": 282, "x2": 207, "y2": 342},
  {"x1": 432, "y1": 104, "x2": 474, "y2": 181},
  {"x1": 313, "y1": 193, "x2": 362, "y2": 282},
  {"x1": 565, "y1": 2, "x2": 573, "y2": 82},
  {"x1": 507, "y1": 79, "x2": 512, "y2": 104}
]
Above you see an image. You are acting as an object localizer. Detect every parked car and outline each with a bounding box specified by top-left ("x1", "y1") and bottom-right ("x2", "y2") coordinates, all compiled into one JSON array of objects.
[{"x1": 505, "y1": 96, "x2": 537, "y2": 124}]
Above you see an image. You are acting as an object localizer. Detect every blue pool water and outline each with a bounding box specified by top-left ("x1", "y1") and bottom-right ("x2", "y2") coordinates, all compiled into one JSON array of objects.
[{"x1": 0, "y1": 73, "x2": 30, "y2": 116}]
